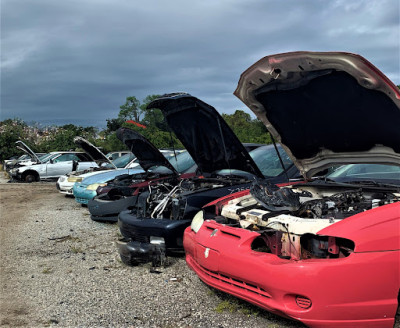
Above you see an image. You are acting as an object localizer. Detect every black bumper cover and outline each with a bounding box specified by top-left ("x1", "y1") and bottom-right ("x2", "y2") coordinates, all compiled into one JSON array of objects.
[
  {"x1": 117, "y1": 210, "x2": 191, "y2": 264},
  {"x1": 88, "y1": 194, "x2": 138, "y2": 222},
  {"x1": 116, "y1": 238, "x2": 166, "y2": 266}
]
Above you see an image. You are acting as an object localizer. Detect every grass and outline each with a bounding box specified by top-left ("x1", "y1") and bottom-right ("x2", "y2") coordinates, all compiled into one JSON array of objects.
[
  {"x1": 42, "y1": 267, "x2": 53, "y2": 274},
  {"x1": 213, "y1": 290, "x2": 260, "y2": 317},
  {"x1": 215, "y1": 300, "x2": 238, "y2": 313},
  {"x1": 70, "y1": 245, "x2": 84, "y2": 254}
]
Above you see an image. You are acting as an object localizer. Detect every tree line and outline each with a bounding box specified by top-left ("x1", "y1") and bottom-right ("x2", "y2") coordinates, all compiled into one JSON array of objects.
[{"x1": 0, "y1": 94, "x2": 271, "y2": 161}]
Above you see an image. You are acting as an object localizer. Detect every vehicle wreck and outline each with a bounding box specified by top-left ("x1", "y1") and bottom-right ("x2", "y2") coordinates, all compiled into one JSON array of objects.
[{"x1": 184, "y1": 52, "x2": 400, "y2": 328}]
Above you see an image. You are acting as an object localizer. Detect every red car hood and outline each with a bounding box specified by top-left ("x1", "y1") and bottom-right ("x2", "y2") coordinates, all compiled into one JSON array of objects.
[{"x1": 234, "y1": 51, "x2": 400, "y2": 180}]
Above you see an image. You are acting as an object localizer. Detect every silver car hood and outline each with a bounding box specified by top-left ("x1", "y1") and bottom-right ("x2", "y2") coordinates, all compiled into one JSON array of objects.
[
  {"x1": 234, "y1": 51, "x2": 400, "y2": 179},
  {"x1": 73, "y1": 137, "x2": 117, "y2": 169},
  {"x1": 15, "y1": 141, "x2": 42, "y2": 164}
]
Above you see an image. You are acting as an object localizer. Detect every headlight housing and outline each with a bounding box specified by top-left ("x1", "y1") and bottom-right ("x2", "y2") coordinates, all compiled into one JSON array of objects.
[
  {"x1": 86, "y1": 183, "x2": 107, "y2": 191},
  {"x1": 191, "y1": 211, "x2": 204, "y2": 233},
  {"x1": 68, "y1": 176, "x2": 83, "y2": 182}
]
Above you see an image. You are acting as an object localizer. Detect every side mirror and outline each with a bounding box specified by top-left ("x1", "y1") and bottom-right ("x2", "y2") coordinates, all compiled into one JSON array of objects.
[{"x1": 49, "y1": 159, "x2": 54, "y2": 164}]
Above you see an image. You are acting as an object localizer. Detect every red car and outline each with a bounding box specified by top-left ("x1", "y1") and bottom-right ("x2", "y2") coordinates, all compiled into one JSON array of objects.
[{"x1": 184, "y1": 52, "x2": 400, "y2": 328}]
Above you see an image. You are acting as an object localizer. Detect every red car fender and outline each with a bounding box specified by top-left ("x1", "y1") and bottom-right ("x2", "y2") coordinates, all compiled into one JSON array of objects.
[{"x1": 318, "y1": 202, "x2": 400, "y2": 252}]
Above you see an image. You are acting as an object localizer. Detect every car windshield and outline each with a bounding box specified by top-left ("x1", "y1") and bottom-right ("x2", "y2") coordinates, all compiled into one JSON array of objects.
[
  {"x1": 104, "y1": 153, "x2": 136, "y2": 169},
  {"x1": 38, "y1": 153, "x2": 49, "y2": 161},
  {"x1": 249, "y1": 145, "x2": 293, "y2": 177},
  {"x1": 40, "y1": 153, "x2": 60, "y2": 163},
  {"x1": 326, "y1": 164, "x2": 400, "y2": 186},
  {"x1": 150, "y1": 151, "x2": 196, "y2": 174}
]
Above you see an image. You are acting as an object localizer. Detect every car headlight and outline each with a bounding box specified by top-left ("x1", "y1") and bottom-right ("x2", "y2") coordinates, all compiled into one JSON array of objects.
[
  {"x1": 86, "y1": 183, "x2": 107, "y2": 191},
  {"x1": 150, "y1": 236, "x2": 165, "y2": 245},
  {"x1": 10, "y1": 168, "x2": 18, "y2": 174},
  {"x1": 191, "y1": 211, "x2": 204, "y2": 233},
  {"x1": 68, "y1": 176, "x2": 83, "y2": 182}
]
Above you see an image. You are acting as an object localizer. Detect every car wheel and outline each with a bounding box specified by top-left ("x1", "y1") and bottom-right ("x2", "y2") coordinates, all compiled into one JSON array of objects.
[{"x1": 25, "y1": 174, "x2": 36, "y2": 183}]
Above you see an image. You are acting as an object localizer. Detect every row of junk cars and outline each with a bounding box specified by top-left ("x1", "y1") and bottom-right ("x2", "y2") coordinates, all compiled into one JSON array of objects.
[{"x1": 4, "y1": 52, "x2": 400, "y2": 328}]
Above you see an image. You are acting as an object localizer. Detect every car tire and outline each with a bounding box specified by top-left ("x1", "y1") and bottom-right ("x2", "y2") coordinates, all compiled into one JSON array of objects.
[{"x1": 25, "y1": 174, "x2": 36, "y2": 183}]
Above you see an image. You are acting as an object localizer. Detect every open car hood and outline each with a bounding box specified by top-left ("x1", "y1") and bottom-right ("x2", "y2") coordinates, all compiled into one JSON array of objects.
[
  {"x1": 73, "y1": 137, "x2": 117, "y2": 169},
  {"x1": 116, "y1": 128, "x2": 178, "y2": 174},
  {"x1": 148, "y1": 93, "x2": 264, "y2": 178},
  {"x1": 234, "y1": 51, "x2": 400, "y2": 179},
  {"x1": 15, "y1": 141, "x2": 42, "y2": 164}
]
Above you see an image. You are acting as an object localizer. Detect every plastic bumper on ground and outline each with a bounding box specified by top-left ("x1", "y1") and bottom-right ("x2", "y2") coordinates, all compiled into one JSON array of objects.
[
  {"x1": 116, "y1": 238, "x2": 166, "y2": 266},
  {"x1": 183, "y1": 222, "x2": 399, "y2": 328},
  {"x1": 88, "y1": 194, "x2": 138, "y2": 222},
  {"x1": 117, "y1": 210, "x2": 191, "y2": 265}
]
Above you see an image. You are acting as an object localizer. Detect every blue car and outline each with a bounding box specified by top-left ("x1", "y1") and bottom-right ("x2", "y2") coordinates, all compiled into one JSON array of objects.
[{"x1": 73, "y1": 167, "x2": 144, "y2": 204}]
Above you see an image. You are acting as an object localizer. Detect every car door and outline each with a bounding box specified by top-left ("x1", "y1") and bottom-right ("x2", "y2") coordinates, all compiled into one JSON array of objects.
[{"x1": 45, "y1": 154, "x2": 77, "y2": 178}]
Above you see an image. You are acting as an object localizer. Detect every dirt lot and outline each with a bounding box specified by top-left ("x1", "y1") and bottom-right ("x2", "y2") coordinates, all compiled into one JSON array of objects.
[{"x1": 0, "y1": 174, "x2": 306, "y2": 328}]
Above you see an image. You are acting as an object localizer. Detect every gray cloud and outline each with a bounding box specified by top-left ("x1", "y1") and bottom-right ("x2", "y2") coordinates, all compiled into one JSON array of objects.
[{"x1": 1, "y1": 0, "x2": 399, "y2": 127}]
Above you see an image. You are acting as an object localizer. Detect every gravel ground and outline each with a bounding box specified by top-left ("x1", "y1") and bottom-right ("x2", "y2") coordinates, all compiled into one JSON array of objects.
[{"x1": 0, "y1": 173, "x2": 305, "y2": 328}]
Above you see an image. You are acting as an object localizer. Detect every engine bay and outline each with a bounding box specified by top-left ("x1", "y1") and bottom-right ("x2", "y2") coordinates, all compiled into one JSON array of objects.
[
  {"x1": 134, "y1": 176, "x2": 249, "y2": 220},
  {"x1": 213, "y1": 180, "x2": 400, "y2": 260}
]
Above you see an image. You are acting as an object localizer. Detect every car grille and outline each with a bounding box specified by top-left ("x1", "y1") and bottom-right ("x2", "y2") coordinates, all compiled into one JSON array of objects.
[
  {"x1": 130, "y1": 231, "x2": 150, "y2": 244},
  {"x1": 296, "y1": 296, "x2": 312, "y2": 309},
  {"x1": 194, "y1": 260, "x2": 271, "y2": 299}
]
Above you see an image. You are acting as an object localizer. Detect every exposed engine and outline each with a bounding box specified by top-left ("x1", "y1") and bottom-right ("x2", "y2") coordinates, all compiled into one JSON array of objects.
[
  {"x1": 216, "y1": 180, "x2": 400, "y2": 260},
  {"x1": 135, "y1": 176, "x2": 249, "y2": 220}
]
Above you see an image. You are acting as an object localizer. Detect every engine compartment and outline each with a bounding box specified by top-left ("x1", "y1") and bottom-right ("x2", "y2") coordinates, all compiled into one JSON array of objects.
[
  {"x1": 213, "y1": 181, "x2": 400, "y2": 260},
  {"x1": 134, "y1": 176, "x2": 249, "y2": 220}
]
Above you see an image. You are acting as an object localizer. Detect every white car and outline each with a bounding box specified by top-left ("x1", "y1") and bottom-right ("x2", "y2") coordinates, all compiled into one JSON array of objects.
[{"x1": 10, "y1": 141, "x2": 98, "y2": 182}]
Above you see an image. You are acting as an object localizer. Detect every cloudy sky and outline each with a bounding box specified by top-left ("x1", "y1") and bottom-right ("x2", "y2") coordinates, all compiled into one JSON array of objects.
[{"x1": 2, "y1": 0, "x2": 399, "y2": 127}]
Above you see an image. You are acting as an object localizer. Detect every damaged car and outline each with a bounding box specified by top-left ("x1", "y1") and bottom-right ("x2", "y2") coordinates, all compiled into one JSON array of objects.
[
  {"x1": 5, "y1": 141, "x2": 46, "y2": 171},
  {"x1": 116, "y1": 93, "x2": 301, "y2": 268},
  {"x1": 183, "y1": 52, "x2": 400, "y2": 328},
  {"x1": 88, "y1": 129, "x2": 197, "y2": 222},
  {"x1": 72, "y1": 134, "x2": 175, "y2": 205},
  {"x1": 9, "y1": 140, "x2": 98, "y2": 182}
]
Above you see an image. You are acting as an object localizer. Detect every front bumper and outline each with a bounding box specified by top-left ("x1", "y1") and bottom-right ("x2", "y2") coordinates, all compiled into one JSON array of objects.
[
  {"x1": 117, "y1": 210, "x2": 191, "y2": 265},
  {"x1": 56, "y1": 180, "x2": 74, "y2": 195},
  {"x1": 116, "y1": 238, "x2": 166, "y2": 266},
  {"x1": 88, "y1": 194, "x2": 137, "y2": 222},
  {"x1": 73, "y1": 183, "x2": 96, "y2": 204},
  {"x1": 183, "y1": 221, "x2": 399, "y2": 328}
]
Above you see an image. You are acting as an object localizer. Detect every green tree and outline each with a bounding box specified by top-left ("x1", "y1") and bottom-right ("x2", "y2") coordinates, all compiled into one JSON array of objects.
[
  {"x1": 0, "y1": 119, "x2": 27, "y2": 161},
  {"x1": 118, "y1": 96, "x2": 142, "y2": 122},
  {"x1": 106, "y1": 118, "x2": 124, "y2": 134},
  {"x1": 222, "y1": 110, "x2": 271, "y2": 144}
]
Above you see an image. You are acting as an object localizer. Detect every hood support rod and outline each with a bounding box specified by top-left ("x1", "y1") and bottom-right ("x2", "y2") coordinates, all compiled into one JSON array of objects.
[{"x1": 271, "y1": 134, "x2": 289, "y2": 182}]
